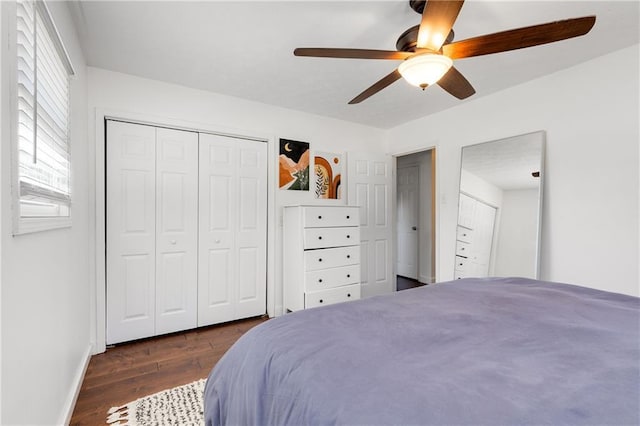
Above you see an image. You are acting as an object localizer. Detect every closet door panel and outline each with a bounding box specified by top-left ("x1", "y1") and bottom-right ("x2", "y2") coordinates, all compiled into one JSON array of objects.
[
  {"x1": 469, "y1": 200, "x2": 497, "y2": 276},
  {"x1": 198, "y1": 134, "x2": 267, "y2": 325},
  {"x1": 238, "y1": 247, "x2": 259, "y2": 300},
  {"x1": 199, "y1": 135, "x2": 238, "y2": 325},
  {"x1": 202, "y1": 248, "x2": 235, "y2": 323},
  {"x1": 106, "y1": 120, "x2": 156, "y2": 344},
  {"x1": 235, "y1": 143, "x2": 267, "y2": 317},
  {"x1": 155, "y1": 128, "x2": 198, "y2": 334}
]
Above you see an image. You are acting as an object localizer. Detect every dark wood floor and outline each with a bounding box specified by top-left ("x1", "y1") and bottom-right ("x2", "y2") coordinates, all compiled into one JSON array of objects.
[
  {"x1": 70, "y1": 316, "x2": 267, "y2": 425},
  {"x1": 397, "y1": 275, "x2": 427, "y2": 291}
]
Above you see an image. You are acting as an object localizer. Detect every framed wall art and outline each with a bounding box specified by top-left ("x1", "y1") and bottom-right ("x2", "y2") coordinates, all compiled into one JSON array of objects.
[
  {"x1": 314, "y1": 151, "x2": 342, "y2": 199},
  {"x1": 279, "y1": 139, "x2": 310, "y2": 191}
]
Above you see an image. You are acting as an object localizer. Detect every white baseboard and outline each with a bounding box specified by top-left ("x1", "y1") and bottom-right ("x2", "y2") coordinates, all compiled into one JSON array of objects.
[{"x1": 59, "y1": 343, "x2": 93, "y2": 425}]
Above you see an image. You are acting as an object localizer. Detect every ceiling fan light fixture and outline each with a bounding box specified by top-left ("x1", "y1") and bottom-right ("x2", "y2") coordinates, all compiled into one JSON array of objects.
[{"x1": 398, "y1": 53, "x2": 453, "y2": 89}]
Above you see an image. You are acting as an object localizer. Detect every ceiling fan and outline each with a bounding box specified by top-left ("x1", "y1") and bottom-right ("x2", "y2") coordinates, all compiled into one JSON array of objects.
[{"x1": 294, "y1": 0, "x2": 596, "y2": 104}]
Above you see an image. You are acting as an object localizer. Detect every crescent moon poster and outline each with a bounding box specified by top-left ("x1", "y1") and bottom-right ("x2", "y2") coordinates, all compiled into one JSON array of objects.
[
  {"x1": 314, "y1": 151, "x2": 342, "y2": 199},
  {"x1": 279, "y1": 138, "x2": 310, "y2": 190}
]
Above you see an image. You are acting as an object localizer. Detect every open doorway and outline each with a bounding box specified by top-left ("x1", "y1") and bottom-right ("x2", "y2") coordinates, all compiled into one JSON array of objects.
[{"x1": 396, "y1": 148, "x2": 436, "y2": 291}]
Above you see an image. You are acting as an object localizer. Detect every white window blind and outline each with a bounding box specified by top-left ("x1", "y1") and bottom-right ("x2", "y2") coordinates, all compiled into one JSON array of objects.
[{"x1": 16, "y1": 0, "x2": 74, "y2": 219}]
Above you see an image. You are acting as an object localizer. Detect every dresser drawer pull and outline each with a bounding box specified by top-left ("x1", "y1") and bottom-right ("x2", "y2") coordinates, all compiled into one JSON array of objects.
[
  {"x1": 318, "y1": 279, "x2": 323, "y2": 283},
  {"x1": 318, "y1": 236, "x2": 323, "y2": 240},
  {"x1": 347, "y1": 274, "x2": 351, "y2": 278},
  {"x1": 347, "y1": 293, "x2": 351, "y2": 298},
  {"x1": 346, "y1": 215, "x2": 350, "y2": 219},
  {"x1": 319, "y1": 299, "x2": 324, "y2": 303},
  {"x1": 318, "y1": 215, "x2": 322, "y2": 219},
  {"x1": 347, "y1": 255, "x2": 351, "y2": 259},
  {"x1": 346, "y1": 235, "x2": 350, "y2": 239},
  {"x1": 318, "y1": 258, "x2": 323, "y2": 262}
]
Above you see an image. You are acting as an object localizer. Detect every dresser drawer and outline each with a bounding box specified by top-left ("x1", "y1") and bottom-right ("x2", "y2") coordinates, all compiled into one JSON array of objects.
[
  {"x1": 454, "y1": 255, "x2": 469, "y2": 272},
  {"x1": 455, "y1": 240, "x2": 470, "y2": 258},
  {"x1": 304, "y1": 245, "x2": 359, "y2": 271},
  {"x1": 304, "y1": 265, "x2": 360, "y2": 292},
  {"x1": 454, "y1": 271, "x2": 468, "y2": 280},
  {"x1": 303, "y1": 227, "x2": 360, "y2": 250},
  {"x1": 305, "y1": 284, "x2": 361, "y2": 309},
  {"x1": 456, "y1": 226, "x2": 473, "y2": 243},
  {"x1": 303, "y1": 207, "x2": 359, "y2": 228}
]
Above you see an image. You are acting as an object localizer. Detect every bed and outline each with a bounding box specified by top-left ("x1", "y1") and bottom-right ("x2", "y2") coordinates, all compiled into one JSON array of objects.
[{"x1": 204, "y1": 277, "x2": 639, "y2": 425}]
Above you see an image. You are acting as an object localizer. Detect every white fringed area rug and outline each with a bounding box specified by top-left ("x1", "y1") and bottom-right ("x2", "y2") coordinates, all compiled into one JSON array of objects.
[{"x1": 107, "y1": 379, "x2": 205, "y2": 426}]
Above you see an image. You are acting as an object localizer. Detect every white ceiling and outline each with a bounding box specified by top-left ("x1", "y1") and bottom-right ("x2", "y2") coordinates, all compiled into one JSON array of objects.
[
  {"x1": 461, "y1": 132, "x2": 543, "y2": 190},
  {"x1": 70, "y1": 1, "x2": 639, "y2": 129}
]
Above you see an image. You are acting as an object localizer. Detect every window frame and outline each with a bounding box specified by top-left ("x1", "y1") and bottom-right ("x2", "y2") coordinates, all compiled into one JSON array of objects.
[{"x1": 9, "y1": 0, "x2": 75, "y2": 235}]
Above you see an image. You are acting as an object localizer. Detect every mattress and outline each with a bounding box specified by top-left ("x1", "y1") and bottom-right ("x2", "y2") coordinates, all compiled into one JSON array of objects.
[{"x1": 204, "y1": 277, "x2": 640, "y2": 425}]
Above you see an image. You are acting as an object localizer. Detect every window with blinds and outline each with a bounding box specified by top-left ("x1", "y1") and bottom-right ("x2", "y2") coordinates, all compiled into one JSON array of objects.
[{"x1": 16, "y1": 0, "x2": 74, "y2": 221}]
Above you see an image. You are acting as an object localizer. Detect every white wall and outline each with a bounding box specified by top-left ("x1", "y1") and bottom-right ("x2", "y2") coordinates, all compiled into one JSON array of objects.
[
  {"x1": 87, "y1": 67, "x2": 387, "y2": 352},
  {"x1": 0, "y1": 2, "x2": 90, "y2": 425},
  {"x1": 494, "y1": 189, "x2": 539, "y2": 278},
  {"x1": 387, "y1": 45, "x2": 640, "y2": 297}
]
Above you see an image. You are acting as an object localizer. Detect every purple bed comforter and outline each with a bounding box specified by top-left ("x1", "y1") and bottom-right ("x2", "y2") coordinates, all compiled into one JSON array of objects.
[{"x1": 204, "y1": 277, "x2": 640, "y2": 425}]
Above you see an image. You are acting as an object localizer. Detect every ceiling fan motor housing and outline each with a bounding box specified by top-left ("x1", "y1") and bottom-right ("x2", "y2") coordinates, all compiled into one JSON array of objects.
[{"x1": 409, "y1": 0, "x2": 426, "y2": 14}]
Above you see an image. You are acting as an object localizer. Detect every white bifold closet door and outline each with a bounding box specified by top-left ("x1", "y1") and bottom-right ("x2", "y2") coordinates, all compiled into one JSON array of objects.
[
  {"x1": 198, "y1": 133, "x2": 267, "y2": 326},
  {"x1": 106, "y1": 120, "x2": 198, "y2": 344}
]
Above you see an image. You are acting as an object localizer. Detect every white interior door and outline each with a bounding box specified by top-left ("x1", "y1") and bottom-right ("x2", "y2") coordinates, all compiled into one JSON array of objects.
[
  {"x1": 155, "y1": 128, "x2": 198, "y2": 334},
  {"x1": 397, "y1": 165, "x2": 419, "y2": 279},
  {"x1": 347, "y1": 152, "x2": 393, "y2": 297},
  {"x1": 106, "y1": 121, "x2": 156, "y2": 344},
  {"x1": 198, "y1": 133, "x2": 267, "y2": 326}
]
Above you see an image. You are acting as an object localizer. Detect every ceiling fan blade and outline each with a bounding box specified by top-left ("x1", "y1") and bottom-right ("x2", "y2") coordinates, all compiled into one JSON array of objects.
[
  {"x1": 417, "y1": 0, "x2": 465, "y2": 51},
  {"x1": 442, "y1": 16, "x2": 596, "y2": 60},
  {"x1": 294, "y1": 48, "x2": 412, "y2": 60},
  {"x1": 349, "y1": 69, "x2": 402, "y2": 104},
  {"x1": 437, "y1": 66, "x2": 475, "y2": 99}
]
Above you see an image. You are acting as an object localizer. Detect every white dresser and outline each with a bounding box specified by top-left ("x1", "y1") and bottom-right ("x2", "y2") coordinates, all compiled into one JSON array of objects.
[{"x1": 284, "y1": 205, "x2": 361, "y2": 312}]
